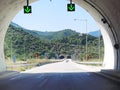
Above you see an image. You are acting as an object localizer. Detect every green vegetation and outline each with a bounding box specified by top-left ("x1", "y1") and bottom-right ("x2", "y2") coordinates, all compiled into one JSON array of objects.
[
  {"x1": 4, "y1": 22, "x2": 104, "y2": 62},
  {"x1": 6, "y1": 59, "x2": 61, "y2": 71}
]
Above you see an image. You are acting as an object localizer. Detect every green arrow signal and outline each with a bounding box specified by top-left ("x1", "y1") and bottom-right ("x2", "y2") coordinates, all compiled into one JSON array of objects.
[
  {"x1": 68, "y1": 4, "x2": 74, "y2": 11},
  {"x1": 25, "y1": 6, "x2": 31, "y2": 13},
  {"x1": 67, "y1": 4, "x2": 75, "y2": 12},
  {"x1": 24, "y1": 6, "x2": 32, "y2": 14}
]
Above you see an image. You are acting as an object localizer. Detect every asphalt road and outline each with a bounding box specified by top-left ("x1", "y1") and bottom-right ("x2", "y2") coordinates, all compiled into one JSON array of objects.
[{"x1": 0, "y1": 60, "x2": 120, "y2": 90}]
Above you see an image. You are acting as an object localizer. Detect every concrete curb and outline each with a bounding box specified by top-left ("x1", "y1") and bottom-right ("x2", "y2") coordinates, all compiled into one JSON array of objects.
[
  {"x1": 0, "y1": 71, "x2": 19, "y2": 79},
  {"x1": 94, "y1": 71, "x2": 120, "y2": 83},
  {"x1": 74, "y1": 61, "x2": 120, "y2": 83}
]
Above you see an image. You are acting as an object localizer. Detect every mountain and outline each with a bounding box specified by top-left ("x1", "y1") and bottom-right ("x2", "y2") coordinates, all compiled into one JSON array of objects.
[
  {"x1": 5, "y1": 22, "x2": 104, "y2": 60},
  {"x1": 10, "y1": 22, "x2": 22, "y2": 28},
  {"x1": 10, "y1": 22, "x2": 101, "y2": 38},
  {"x1": 46, "y1": 29, "x2": 78, "y2": 40},
  {"x1": 89, "y1": 30, "x2": 101, "y2": 37},
  {"x1": 10, "y1": 22, "x2": 79, "y2": 40},
  {"x1": 11, "y1": 22, "x2": 100, "y2": 38},
  {"x1": 23, "y1": 29, "x2": 78, "y2": 40}
]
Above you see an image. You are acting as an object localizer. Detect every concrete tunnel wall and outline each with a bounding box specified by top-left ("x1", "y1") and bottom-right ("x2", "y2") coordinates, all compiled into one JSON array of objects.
[
  {"x1": 0, "y1": 0, "x2": 120, "y2": 71},
  {"x1": 0, "y1": 0, "x2": 36, "y2": 71}
]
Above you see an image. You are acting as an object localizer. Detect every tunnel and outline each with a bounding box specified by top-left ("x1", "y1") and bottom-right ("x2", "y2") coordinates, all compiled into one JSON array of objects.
[{"x1": 0, "y1": 0, "x2": 120, "y2": 72}]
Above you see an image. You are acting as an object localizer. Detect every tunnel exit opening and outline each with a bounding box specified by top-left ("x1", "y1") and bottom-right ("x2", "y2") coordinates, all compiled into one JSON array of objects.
[{"x1": 0, "y1": 0, "x2": 118, "y2": 72}]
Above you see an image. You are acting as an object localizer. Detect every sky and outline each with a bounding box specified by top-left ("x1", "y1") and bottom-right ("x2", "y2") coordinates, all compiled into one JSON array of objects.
[{"x1": 12, "y1": 0, "x2": 99, "y2": 33}]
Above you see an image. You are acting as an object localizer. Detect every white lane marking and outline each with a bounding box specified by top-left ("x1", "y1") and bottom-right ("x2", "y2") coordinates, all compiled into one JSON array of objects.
[
  {"x1": 9, "y1": 75, "x2": 22, "y2": 80},
  {"x1": 38, "y1": 78, "x2": 49, "y2": 88},
  {"x1": 36, "y1": 74, "x2": 45, "y2": 78}
]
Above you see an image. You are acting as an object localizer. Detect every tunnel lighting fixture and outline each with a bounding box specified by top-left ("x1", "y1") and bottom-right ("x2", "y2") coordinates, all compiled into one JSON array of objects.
[
  {"x1": 101, "y1": 18, "x2": 107, "y2": 24},
  {"x1": 114, "y1": 44, "x2": 119, "y2": 50}
]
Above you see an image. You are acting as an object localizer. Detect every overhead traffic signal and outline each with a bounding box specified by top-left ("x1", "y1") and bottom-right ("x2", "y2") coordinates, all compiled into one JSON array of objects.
[
  {"x1": 67, "y1": 3, "x2": 75, "y2": 12},
  {"x1": 24, "y1": 6, "x2": 32, "y2": 14}
]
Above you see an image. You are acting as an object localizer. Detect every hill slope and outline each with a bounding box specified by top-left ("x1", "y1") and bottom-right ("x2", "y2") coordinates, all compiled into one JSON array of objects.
[
  {"x1": 4, "y1": 22, "x2": 104, "y2": 60},
  {"x1": 24, "y1": 29, "x2": 78, "y2": 40},
  {"x1": 89, "y1": 30, "x2": 101, "y2": 37}
]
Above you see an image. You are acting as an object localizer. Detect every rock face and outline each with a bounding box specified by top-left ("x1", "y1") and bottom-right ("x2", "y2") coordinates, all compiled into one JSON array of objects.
[{"x1": 0, "y1": 0, "x2": 120, "y2": 71}]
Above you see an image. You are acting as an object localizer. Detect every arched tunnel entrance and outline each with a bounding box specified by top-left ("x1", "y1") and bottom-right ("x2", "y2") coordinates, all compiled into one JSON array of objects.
[{"x1": 0, "y1": 0, "x2": 120, "y2": 72}]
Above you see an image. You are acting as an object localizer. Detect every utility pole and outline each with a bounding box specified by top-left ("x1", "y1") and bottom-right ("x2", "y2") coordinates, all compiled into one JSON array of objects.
[
  {"x1": 11, "y1": 32, "x2": 13, "y2": 61},
  {"x1": 74, "y1": 19, "x2": 88, "y2": 61}
]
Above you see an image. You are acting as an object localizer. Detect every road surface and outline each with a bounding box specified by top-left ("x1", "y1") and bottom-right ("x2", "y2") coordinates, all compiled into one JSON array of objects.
[{"x1": 0, "y1": 60, "x2": 120, "y2": 90}]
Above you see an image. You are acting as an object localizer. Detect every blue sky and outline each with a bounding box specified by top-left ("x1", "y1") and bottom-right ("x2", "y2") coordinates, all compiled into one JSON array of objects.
[{"x1": 12, "y1": 0, "x2": 99, "y2": 33}]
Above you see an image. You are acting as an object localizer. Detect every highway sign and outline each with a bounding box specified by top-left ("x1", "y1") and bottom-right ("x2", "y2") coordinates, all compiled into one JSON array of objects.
[{"x1": 34, "y1": 53, "x2": 39, "y2": 58}]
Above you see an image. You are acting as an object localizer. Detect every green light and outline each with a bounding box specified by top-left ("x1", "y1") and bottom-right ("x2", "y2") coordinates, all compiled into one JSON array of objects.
[
  {"x1": 24, "y1": 6, "x2": 32, "y2": 14},
  {"x1": 67, "y1": 4, "x2": 75, "y2": 12}
]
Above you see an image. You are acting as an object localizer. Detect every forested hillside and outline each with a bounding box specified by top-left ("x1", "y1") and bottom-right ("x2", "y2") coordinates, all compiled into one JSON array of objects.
[{"x1": 4, "y1": 22, "x2": 104, "y2": 61}]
